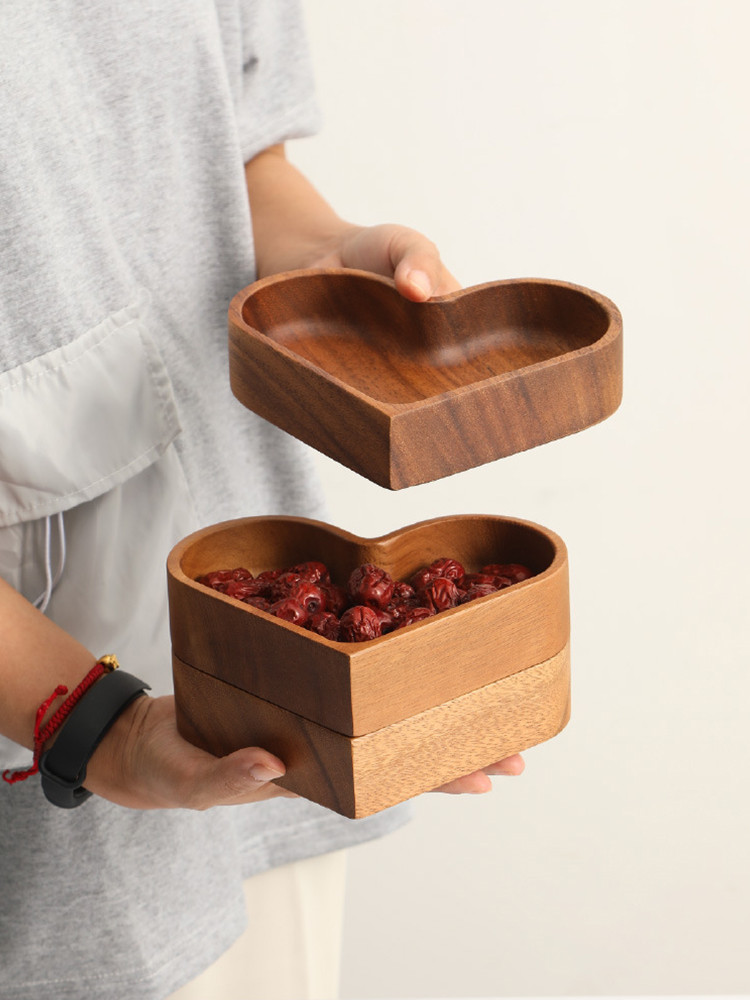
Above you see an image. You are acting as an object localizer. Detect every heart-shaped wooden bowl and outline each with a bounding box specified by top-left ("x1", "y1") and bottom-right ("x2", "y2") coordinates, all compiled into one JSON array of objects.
[
  {"x1": 228, "y1": 269, "x2": 622, "y2": 489},
  {"x1": 168, "y1": 514, "x2": 571, "y2": 817}
]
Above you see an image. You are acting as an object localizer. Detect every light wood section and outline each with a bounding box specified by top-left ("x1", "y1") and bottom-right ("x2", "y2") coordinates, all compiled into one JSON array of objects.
[
  {"x1": 228, "y1": 269, "x2": 623, "y2": 488},
  {"x1": 167, "y1": 514, "x2": 569, "y2": 736},
  {"x1": 173, "y1": 642, "x2": 571, "y2": 819}
]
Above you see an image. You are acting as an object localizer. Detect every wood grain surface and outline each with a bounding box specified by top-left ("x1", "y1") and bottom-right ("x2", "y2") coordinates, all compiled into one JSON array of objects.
[
  {"x1": 228, "y1": 269, "x2": 623, "y2": 488},
  {"x1": 173, "y1": 641, "x2": 571, "y2": 819},
  {"x1": 167, "y1": 514, "x2": 569, "y2": 736}
]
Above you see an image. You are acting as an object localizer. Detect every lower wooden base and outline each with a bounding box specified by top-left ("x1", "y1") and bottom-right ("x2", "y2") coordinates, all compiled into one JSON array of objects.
[{"x1": 173, "y1": 642, "x2": 570, "y2": 819}]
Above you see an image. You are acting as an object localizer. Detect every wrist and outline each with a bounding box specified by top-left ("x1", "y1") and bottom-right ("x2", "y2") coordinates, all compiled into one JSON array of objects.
[
  {"x1": 3, "y1": 657, "x2": 151, "y2": 807},
  {"x1": 40, "y1": 665, "x2": 150, "y2": 807},
  {"x1": 82, "y1": 694, "x2": 151, "y2": 802},
  {"x1": 255, "y1": 220, "x2": 360, "y2": 278}
]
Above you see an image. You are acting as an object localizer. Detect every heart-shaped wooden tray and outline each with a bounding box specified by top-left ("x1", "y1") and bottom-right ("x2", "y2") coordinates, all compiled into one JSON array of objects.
[
  {"x1": 168, "y1": 514, "x2": 571, "y2": 817},
  {"x1": 229, "y1": 269, "x2": 622, "y2": 489}
]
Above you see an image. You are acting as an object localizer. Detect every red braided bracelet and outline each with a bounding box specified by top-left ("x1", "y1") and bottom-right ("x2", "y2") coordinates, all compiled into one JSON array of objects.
[{"x1": 2, "y1": 655, "x2": 119, "y2": 785}]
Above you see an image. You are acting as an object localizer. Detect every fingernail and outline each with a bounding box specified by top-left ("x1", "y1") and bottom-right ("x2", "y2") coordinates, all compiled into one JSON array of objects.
[
  {"x1": 249, "y1": 764, "x2": 284, "y2": 783},
  {"x1": 407, "y1": 270, "x2": 431, "y2": 299}
]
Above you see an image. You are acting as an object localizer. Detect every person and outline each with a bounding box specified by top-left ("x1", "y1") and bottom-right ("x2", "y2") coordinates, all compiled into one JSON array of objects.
[{"x1": 0, "y1": 3, "x2": 523, "y2": 998}]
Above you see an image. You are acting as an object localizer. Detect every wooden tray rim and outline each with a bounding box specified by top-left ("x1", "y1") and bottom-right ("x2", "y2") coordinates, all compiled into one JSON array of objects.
[
  {"x1": 228, "y1": 269, "x2": 623, "y2": 414},
  {"x1": 167, "y1": 511, "x2": 567, "y2": 656}
]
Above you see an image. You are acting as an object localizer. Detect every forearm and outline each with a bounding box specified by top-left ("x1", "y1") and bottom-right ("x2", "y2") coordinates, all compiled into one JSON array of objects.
[
  {"x1": 244, "y1": 143, "x2": 354, "y2": 277},
  {"x1": 245, "y1": 144, "x2": 460, "y2": 300},
  {"x1": 0, "y1": 576, "x2": 95, "y2": 749}
]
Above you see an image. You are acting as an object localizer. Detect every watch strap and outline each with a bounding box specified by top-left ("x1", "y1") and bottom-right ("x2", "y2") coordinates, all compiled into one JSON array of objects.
[{"x1": 39, "y1": 669, "x2": 150, "y2": 808}]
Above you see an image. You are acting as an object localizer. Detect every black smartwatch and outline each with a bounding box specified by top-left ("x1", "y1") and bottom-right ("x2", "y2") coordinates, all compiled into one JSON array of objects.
[{"x1": 38, "y1": 669, "x2": 151, "y2": 808}]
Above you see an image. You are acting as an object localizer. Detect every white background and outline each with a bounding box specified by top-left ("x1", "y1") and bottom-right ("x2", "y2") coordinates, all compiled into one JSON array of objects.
[{"x1": 290, "y1": 2, "x2": 749, "y2": 997}]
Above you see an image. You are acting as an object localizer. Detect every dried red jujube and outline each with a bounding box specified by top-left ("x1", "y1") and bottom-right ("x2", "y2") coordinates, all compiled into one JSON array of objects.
[
  {"x1": 321, "y1": 583, "x2": 348, "y2": 616},
  {"x1": 290, "y1": 561, "x2": 330, "y2": 585},
  {"x1": 244, "y1": 596, "x2": 271, "y2": 611},
  {"x1": 481, "y1": 563, "x2": 533, "y2": 584},
  {"x1": 391, "y1": 580, "x2": 416, "y2": 602},
  {"x1": 339, "y1": 605, "x2": 382, "y2": 642},
  {"x1": 410, "y1": 557, "x2": 463, "y2": 591},
  {"x1": 196, "y1": 569, "x2": 232, "y2": 590},
  {"x1": 371, "y1": 607, "x2": 396, "y2": 634},
  {"x1": 269, "y1": 571, "x2": 305, "y2": 601},
  {"x1": 427, "y1": 558, "x2": 465, "y2": 581},
  {"x1": 224, "y1": 579, "x2": 262, "y2": 601},
  {"x1": 396, "y1": 606, "x2": 434, "y2": 628},
  {"x1": 457, "y1": 573, "x2": 501, "y2": 592},
  {"x1": 309, "y1": 611, "x2": 341, "y2": 640},
  {"x1": 348, "y1": 564, "x2": 395, "y2": 610},
  {"x1": 459, "y1": 583, "x2": 497, "y2": 604},
  {"x1": 253, "y1": 569, "x2": 284, "y2": 597},
  {"x1": 196, "y1": 552, "x2": 535, "y2": 641},
  {"x1": 419, "y1": 577, "x2": 460, "y2": 613},
  {"x1": 287, "y1": 582, "x2": 326, "y2": 616},
  {"x1": 268, "y1": 598, "x2": 308, "y2": 627}
]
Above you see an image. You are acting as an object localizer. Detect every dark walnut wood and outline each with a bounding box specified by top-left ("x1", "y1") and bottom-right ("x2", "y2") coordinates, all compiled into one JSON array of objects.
[
  {"x1": 228, "y1": 269, "x2": 623, "y2": 489},
  {"x1": 167, "y1": 514, "x2": 570, "y2": 738}
]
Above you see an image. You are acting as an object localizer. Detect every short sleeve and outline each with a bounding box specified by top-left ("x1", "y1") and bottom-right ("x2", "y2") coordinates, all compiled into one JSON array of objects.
[{"x1": 235, "y1": 0, "x2": 322, "y2": 162}]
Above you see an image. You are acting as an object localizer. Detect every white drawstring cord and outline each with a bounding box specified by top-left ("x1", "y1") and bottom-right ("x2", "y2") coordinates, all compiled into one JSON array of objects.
[{"x1": 33, "y1": 511, "x2": 66, "y2": 614}]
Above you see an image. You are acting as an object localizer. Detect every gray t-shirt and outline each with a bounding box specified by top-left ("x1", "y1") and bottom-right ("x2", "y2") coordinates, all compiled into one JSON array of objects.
[{"x1": 0, "y1": 4, "x2": 407, "y2": 998}]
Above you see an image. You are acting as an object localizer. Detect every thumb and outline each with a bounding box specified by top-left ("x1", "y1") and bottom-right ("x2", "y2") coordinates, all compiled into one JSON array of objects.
[
  {"x1": 190, "y1": 746, "x2": 289, "y2": 808},
  {"x1": 390, "y1": 230, "x2": 461, "y2": 302}
]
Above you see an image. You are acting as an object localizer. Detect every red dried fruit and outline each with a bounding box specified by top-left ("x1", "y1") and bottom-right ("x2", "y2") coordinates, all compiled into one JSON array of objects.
[
  {"x1": 210, "y1": 569, "x2": 234, "y2": 582},
  {"x1": 254, "y1": 569, "x2": 284, "y2": 597},
  {"x1": 244, "y1": 596, "x2": 271, "y2": 611},
  {"x1": 419, "y1": 577, "x2": 460, "y2": 612},
  {"x1": 385, "y1": 600, "x2": 415, "y2": 624},
  {"x1": 308, "y1": 611, "x2": 341, "y2": 640},
  {"x1": 392, "y1": 580, "x2": 416, "y2": 602},
  {"x1": 339, "y1": 605, "x2": 382, "y2": 642},
  {"x1": 197, "y1": 569, "x2": 234, "y2": 591},
  {"x1": 459, "y1": 583, "x2": 498, "y2": 604},
  {"x1": 268, "y1": 598, "x2": 308, "y2": 627},
  {"x1": 196, "y1": 550, "x2": 535, "y2": 642},
  {"x1": 395, "y1": 606, "x2": 434, "y2": 628},
  {"x1": 481, "y1": 563, "x2": 533, "y2": 584},
  {"x1": 321, "y1": 583, "x2": 348, "y2": 617},
  {"x1": 270, "y1": 571, "x2": 304, "y2": 601},
  {"x1": 290, "y1": 561, "x2": 331, "y2": 585},
  {"x1": 348, "y1": 564, "x2": 395, "y2": 610},
  {"x1": 256, "y1": 569, "x2": 283, "y2": 583},
  {"x1": 410, "y1": 567, "x2": 436, "y2": 591},
  {"x1": 428, "y1": 558, "x2": 465, "y2": 581},
  {"x1": 288, "y1": 582, "x2": 326, "y2": 616},
  {"x1": 224, "y1": 579, "x2": 262, "y2": 601},
  {"x1": 371, "y1": 607, "x2": 396, "y2": 634},
  {"x1": 457, "y1": 573, "x2": 499, "y2": 591},
  {"x1": 410, "y1": 558, "x2": 464, "y2": 592}
]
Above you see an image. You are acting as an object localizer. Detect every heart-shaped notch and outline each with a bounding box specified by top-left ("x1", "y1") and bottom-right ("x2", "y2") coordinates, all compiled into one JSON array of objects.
[{"x1": 229, "y1": 268, "x2": 622, "y2": 488}]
